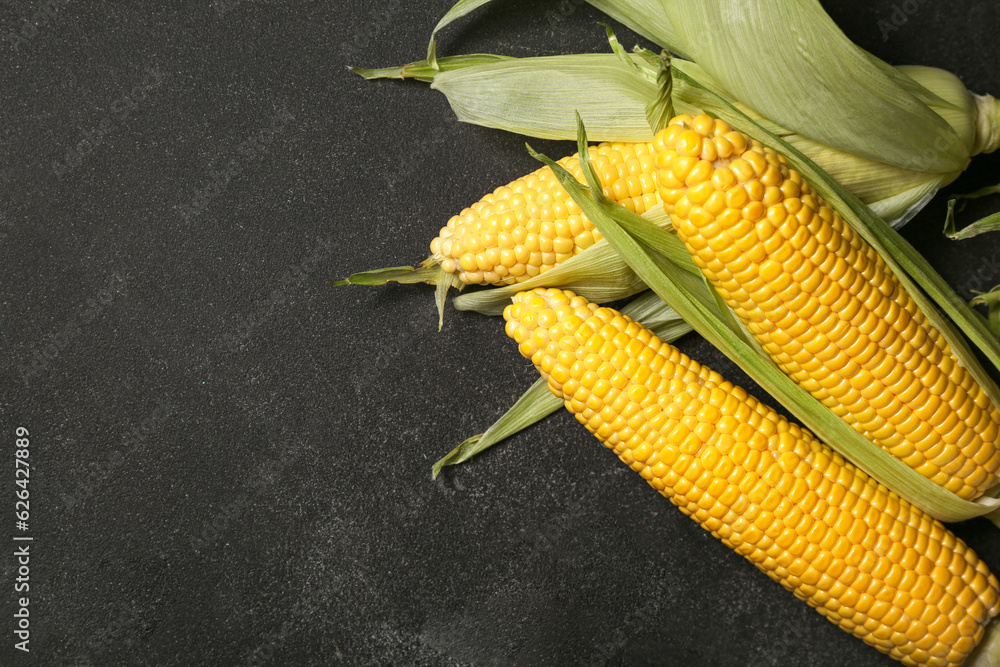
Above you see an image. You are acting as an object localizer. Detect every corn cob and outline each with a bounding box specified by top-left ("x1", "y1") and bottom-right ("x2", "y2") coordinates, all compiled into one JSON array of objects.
[
  {"x1": 504, "y1": 287, "x2": 1000, "y2": 667},
  {"x1": 430, "y1": 142, "x2": 659, "y2": 285},
  {"x1": 652, "y1": 114, "x2": 1000, "y2": 501}
]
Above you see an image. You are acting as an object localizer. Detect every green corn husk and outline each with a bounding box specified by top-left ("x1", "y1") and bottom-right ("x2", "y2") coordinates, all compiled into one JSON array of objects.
[
  {"x1": 331, "y1": 262, "x2": 462, "y2": 330},
  {"x1": 359, "y1": 0, "x2": 1000, "y2": 227},
  {"x1": 944, "y1": 183, "x2": 1000, "y2": 240},
  {"x1": 360, "y1": 48, "x2": 992, "y2": 227},
  {"x1": 657, "y1": 1, "x2": 969, "y2": 172},
  {"x1": 430, "y1": 53, "x2": 658, "y2": 143},
  {"x1": 969, "y1": 287, "x2": 1000, "y2": 339}
]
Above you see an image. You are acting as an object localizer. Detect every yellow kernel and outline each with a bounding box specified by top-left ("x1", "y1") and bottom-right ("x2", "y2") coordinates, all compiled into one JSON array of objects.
[{"x1": 677, "y1": 130, "x2": 703, "y2": 158}]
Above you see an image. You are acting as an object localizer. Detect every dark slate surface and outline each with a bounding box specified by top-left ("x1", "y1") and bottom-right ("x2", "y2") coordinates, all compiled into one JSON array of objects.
[{"x1": 2, "y1": 1, "x2": 1000, "y2": 665}]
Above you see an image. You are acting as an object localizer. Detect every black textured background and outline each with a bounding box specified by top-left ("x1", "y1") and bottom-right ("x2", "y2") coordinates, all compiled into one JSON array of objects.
[{"x1": 3, "y1": 1, "x2": 1000, "y2": 665}]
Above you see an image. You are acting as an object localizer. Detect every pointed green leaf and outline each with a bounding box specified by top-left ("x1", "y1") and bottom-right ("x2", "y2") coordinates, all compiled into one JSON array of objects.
[
  {"x1": 644, "y1": 50, "x2": 674, "y2": 135},
  {"x1": 585, "y1": 0, "x2": 690, "y2": 59},
  {"x1": 427, "y1": 0, "x2": 497, "y2": 64},
  {"x1": 431, "y1": 53, "x2": 663, "y2": 142},
  {"x1": 433, "y1": 378, "x2": 559, "y2": 478},
  {"x1": 350, "y1": 54, "x2": 514, "y2": 83},
  {"x1": 943, "y1": 180, "x2": 1000, "y2": 239},
  {"x1": 435, "y1": 271, "x2": 462, "y2": 331},
  {"x1": 330, "y1": 262, "x2": 446, "y2": 287},
  {"x1": 956, "y1": 183, "x2": 1000, "y2": 201},
  {"x1": 946, "y1": 208, "x2": 1000, "y2": 240}
]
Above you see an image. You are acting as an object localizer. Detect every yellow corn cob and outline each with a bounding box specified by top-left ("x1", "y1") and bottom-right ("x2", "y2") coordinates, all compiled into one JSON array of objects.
[
  {"x1": 504, "y1": 287, "x2": 1000, "y2": 667},
  {"x1": 429, "y1": 142, "x2": 659, "y2": 285},
  {"x1": 652, "y1": 114, "x2": 1000, "y2": 501}
]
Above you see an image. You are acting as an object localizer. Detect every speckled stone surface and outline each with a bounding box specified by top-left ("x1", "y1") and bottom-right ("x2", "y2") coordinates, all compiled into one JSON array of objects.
[{"x1": 2, "y1": 1, "x2": 1000, "y2": 665}]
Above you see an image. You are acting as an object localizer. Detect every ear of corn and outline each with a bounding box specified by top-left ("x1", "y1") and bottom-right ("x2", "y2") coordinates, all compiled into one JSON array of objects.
[
  {"x1": 652, "y1": 114, "x2": 1000, "y2": 501},
  {"x1": 430, "y1": 141, "x2": 659, "y2": 285},
  {"x1": 504, "y1": 286, "x2": 1000, "y2": 667},
  {"x1": 675, "y1": 66, "x2": 1000, "y2": 436}
]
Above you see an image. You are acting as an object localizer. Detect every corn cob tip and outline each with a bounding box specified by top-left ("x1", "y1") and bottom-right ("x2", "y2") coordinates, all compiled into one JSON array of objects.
[
  {"x1": 431, "y1": 143, "x2": 659, "y2": 286},
  {"x1": 504, "y1": 288, "x2": 601, "y2": 395},
  {"x1": 653, "y1": 113, "x2": 774, "y2": 217}
]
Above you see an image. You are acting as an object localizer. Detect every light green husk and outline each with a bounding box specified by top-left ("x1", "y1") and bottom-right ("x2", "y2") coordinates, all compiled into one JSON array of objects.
[
  {"x1": 657, "y1": 0, "x2": 969, "y2": 173},
  {"x1": 430, "y1": 53, "x2": 659, "y2": 143},
  {"x1": 944, "y1": 183, "x2": 1000, "y2": 240},
  {"x1": 375, "y1": 0, "x2": 1000, "y2": 226},
  {"x1": 969, "y1": 287, "x2": 1000, "y2": 340},
  {"x1": 331, "y1": 263, "x2": 461, "y2": 330}
]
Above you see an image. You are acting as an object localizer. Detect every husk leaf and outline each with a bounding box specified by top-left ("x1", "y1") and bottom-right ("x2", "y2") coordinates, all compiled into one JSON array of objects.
[
  {"x1": 330, "y1": 262, "x2": 446, "y2": 287},
  {"x1": 943, "y1": 183, "x2": 1000, "y2": 240},
  {"x1": 350, "y1": 53, "x2": 514, "y2": 83},
  {"x1": 657, "y1": 0, "x2": 968, "y2": 173},
  {"x1": 944, "y1": 201, "x2": 1000, "y2": 241},
  {"x1": 424, "y1": 50, "x2": 961, "y2": 225},
  {"x1": 431, "y1": 53, "x2": 660, "y2": 143}
]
